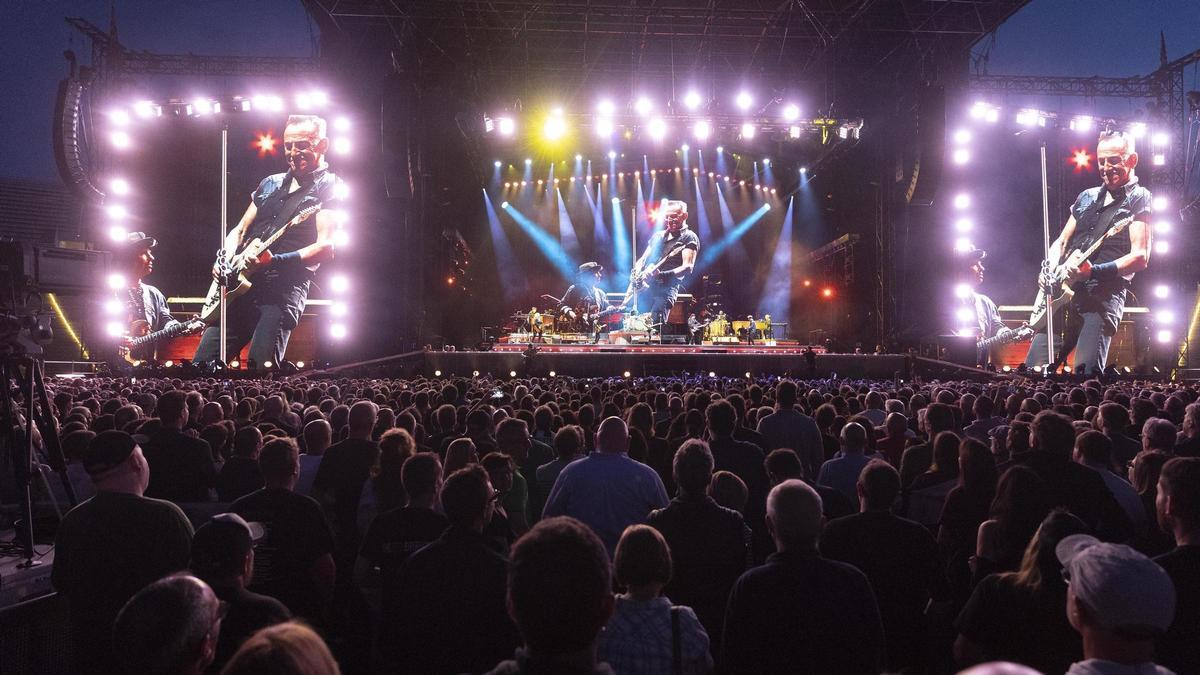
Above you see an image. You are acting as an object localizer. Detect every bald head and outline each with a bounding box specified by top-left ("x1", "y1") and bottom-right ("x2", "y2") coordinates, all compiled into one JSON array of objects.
[
  {"x1": 596, "y1": 416, "x2": 629, "y2": 455},
  {"x1": 766, "y1": 479, "x2": 824, "y2": 550}
]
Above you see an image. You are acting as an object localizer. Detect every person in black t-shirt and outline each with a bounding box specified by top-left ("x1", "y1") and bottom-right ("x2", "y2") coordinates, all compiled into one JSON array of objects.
[
  {"x1": 193, "y1": 114, "x2": 343, "y2": 367},
  {"x1": 312, "y1": 400, "x2": 380, "y2": 560},
  {"x1": 1025, "y1": 130, "x2": 1152, "y2": 375},
  {"x1": 217, "y1": 426, "x2": 265, "y2": 502},
  {"x1": 232, "y1": 437, "x2": 336, "y2": 625},
  {"x1": 356, "y1": 453, "x2": 449, "y2": 598},
  {"x1": 142, "y1": 389, "x2": 217, "y2": 502},
  {"x1": 1153, "y1": 457, "x2": 1200, "y2": 674}
]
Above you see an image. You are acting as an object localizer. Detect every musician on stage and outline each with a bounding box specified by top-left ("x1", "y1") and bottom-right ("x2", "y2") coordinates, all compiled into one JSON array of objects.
[
  {"x1": 527, "y1": 306, "x2": 544, "y2": 341},
  {"x1": 1023, "y1": 130, "x2": 1151, "y2": 376},
  {"x1": 624, "y1": 200, "x2": 699, "y2": 335},
  {"x1": 560, "y1": 262, "x2": 611, "y2": 342},
  {"x1": 744, "y1": 314, "x2": 758, "y2": 345},
  {"x1": 193, "y1": 114, "x2": 341, "y2": 368},
  {"x1": 687, "y1": 313, "x2": 704, "y2": 345},
  {"x1": 958, "y1": 246, "x2": 1006, "y2": 367},
  {"x1": 113, "y1": 232, "x2": 180, "y2": 362}
]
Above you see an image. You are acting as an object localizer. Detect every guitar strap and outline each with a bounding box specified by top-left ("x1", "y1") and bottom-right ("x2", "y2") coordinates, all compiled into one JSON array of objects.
[
  {"x1": 240, "y1": 174, "x2": 312, "y2": 253},
  {"x1": 1073, "y1": 185, "x2": 1127, "y2": 254}
]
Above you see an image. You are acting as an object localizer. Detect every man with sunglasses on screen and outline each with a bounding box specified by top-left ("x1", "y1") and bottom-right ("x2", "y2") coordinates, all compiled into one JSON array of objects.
[
  {"x1": 1024, "y1": 130, "x2": 1152, "y2": 377},
  {"x1": 193, "y1": 114, "x2": 342, "y2": 368}
]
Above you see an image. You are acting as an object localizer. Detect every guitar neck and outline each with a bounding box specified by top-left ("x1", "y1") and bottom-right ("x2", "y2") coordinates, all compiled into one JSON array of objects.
[
  {"x1": 130, "y1": 321, "x2": 195, "y2": 348},
  {"x1": 1071, "y1": 215, "x2": 1134, "y2": 267}
]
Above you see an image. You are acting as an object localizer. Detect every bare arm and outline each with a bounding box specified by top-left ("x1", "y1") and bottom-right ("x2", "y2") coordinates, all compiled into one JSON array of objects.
[
  {"x1": 667, "y1": 247, "x2": 697, "y2": 276},
  {"x1": 1073, "y1": 218, "x2": 1150, "y2": 280},
  {"x1": 292, "y1": 208, "x2": 337, "y2": 264}
]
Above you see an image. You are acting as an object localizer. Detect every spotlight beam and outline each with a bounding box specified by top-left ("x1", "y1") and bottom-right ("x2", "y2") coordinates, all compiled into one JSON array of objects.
[
  {"x1": 483, "y1": 190, "x2": 523, "y2": 303},
  {"x1": 503, "y1": 202, "x2": 579, "y2": 281},
  {"x1": 697, "y1": 200, "x2": 772, "y2": 274},
  {"x1": 757, "y1": 196, "x2": 794, "y2": 322}
]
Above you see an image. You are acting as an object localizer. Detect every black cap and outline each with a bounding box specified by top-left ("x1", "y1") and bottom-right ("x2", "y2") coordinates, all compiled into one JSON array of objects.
[
  {"x1": 578, "y1": 262, "x2": 604, "y2": 275},
  {"x1": 960, "y1": 245, "x2": 987, "y2": 261},
  {"x1": 191, "y1": 513, "x2": 265, "y2": 575},
  {"x1": 121, "y1": 231, "x2": 158, "y2": 249},
  {"x1": 83, "y1": 430, "x2": 148, "y2": 476}
]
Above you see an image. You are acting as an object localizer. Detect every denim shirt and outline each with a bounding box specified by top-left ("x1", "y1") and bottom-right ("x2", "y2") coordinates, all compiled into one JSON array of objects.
[
  {"x1": 249, "y1": 167, "x2": 343, "y2": 276},
  {"x1": 1068, "y1": 177, "x2": 1152, "y2": 279}
]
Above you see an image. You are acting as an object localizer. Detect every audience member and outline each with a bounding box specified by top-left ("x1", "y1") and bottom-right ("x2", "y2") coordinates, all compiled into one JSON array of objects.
[
  {"x1": 488, "y1": 517, "x2": 615, "y2": 675},
  {"x1": 52, "y1": 430, "x2": 194, "y2": 673},
  {"x1": 536, "y1": 425, "x2": 584, "y2": 501},
  {"x1": 647, "y1": 439, "x2": 750, "y2": 651},
  {"x1": 955, "y1": 509, "x2": 1088, "y2": 674},
  {"x1": 142, "y1": 390, "x2": 217, "y2": 502},
  {"x1": 384, "y1": 464, "x2": 519, "y2": 673},
  {"x1": 706, "y1": 401, "x2": 770, "y2": 537},
  {"x1": 1056, "y1": 534, "x2": 1176, "y2": 675},
  {"x1": 597, "y1": 525, "x2": 713, "y2": 674},
  {"x1": 1153, "y1": 457, "x2": 1200, "y2": 674},
  {"x1": 312, "y1": 400, "x2": 380, "y2": 557},
  {"x1": 707, "y1": 469, "x2": 749, "y2": 515},
  {"x1": 820, "y1": 460, "x2": 945, "y2": 672},
  {"x1": 816, "y1": 421, "x2": 874, "y2": 506},
  {"x1": 190, "y1": 513, "x2": 291, "y2": 672},
  {"x1": 901, "y1": 402, "x2": 956, "y2": 488},
  {"x1": 1130, "y1": 450, "x2": 1175, "y2": 556},
  {"x1": 939, "y1": 438, "x2": 999, "y2": 601},
  {"x1": 113, "y1": 574, "x2": 222, "y2": 675},
  {"x1": 975, "y1": 466, "x2": 1051, "y2": 579},
  {"x1": 1176, "y1": 403, "x2": 1200, "y2": 457},
  {"x1": 232, "y1": 437, "x2": 336, "y2": 624},
  {"x1": 755, "y1": 381, "x2": 823, "y2": 477},
  {"x1": 296, "y1": 419, "x2": 331, "y2": 496},
  {"x1": 1143, "y1": 417, "x2": 1179, "y2": 455},
  {"x1": 443, "y1": 436, "x2": 478, "y2": 474},
  {"x1": 722, "y1": 479, "x2": 884, "y2": 674},
  {"x1": 764, "y1": 447, "x2": 855, "y2": 519},
  {"x1": 1073, "y1": 430, "x2": 1147, "y2": 534},
  {"x1": 1099, "y1": 402, "x2": 1142, "y2": 470},
  {"x1": 220, "y1": 621, "x2": 341, "y2": 675},
  {"x1": 543, "y1": 416, "x2": 669, "y2": 555},
  {"x1": 217, "y1": 426, "x2": 264, "y2": 502}
]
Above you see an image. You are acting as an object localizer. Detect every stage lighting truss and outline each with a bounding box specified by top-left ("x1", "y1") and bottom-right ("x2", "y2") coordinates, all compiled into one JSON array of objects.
[{"x1": 99, "y1": 89, "x2": 357, "y2": 350}]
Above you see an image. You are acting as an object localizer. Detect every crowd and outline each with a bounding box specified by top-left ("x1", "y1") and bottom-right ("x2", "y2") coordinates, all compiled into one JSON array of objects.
[{"x1": 9, "y1": 371, "x2": 1200, "y2": 674}]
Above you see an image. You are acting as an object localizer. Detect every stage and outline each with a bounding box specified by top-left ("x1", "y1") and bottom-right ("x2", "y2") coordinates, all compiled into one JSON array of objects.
[{"x1": 414, "y1": 345, "x2": 911, "y2": 379}]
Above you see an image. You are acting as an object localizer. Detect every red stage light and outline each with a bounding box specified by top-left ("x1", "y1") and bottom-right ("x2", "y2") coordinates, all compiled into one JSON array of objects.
[
  {"x1": 1070, "y1": 147, "x2": 1092, "y2": 172},
  {"x1": 803, "y1": 279, "x2": 812, "y2": 287},
  {"x1": 821, "y1": 287, "x2": 834, "y2": 298},
  {"x1": 254, "y1": 131, "x2": 278, "y2": 157}
]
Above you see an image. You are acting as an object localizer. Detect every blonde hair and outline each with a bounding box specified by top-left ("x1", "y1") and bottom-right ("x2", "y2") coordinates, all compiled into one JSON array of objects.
[{"x1": 220, "y1": 621, "x2": 339, "y2": 675}]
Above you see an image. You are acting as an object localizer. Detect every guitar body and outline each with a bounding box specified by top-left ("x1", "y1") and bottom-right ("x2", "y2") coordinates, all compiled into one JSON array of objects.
[
  {"x1": 1029, "y1": 285, "x2": 1075, "y2": 331},
  {"x1": 1026, "y1": 215, "x2": 1133, "y2": 332}
]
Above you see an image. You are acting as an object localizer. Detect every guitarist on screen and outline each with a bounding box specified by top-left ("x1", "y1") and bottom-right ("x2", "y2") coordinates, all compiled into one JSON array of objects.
[
  {"x1": 193, "y1": 114, "x2": 342, "y2": 368},
  {"x1": 623, "y1": 199, "x2": 699, "y2": 336},
  {"x1": 956, "y1": 246, "x2": 1031, "y2": 368},
  {"x1": 112, "y1": 231, "x2": 186, "y2": 363},
  {"x1": 1023, "y1": 130, "x2": 1152, "y2": 376}
]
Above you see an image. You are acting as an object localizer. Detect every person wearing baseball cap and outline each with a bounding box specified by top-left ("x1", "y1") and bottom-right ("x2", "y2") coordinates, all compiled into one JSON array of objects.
[
  {"x1": 954, "y1": 245, "x2": 1010, "y2": 368},
  {"x1": 110, "y1": 230, "x2": 184, "y2": 364},
  {"x1": 51, "y1": 430, "x2": 195, "y2": 672},
  {"x1": 1057, "y1": 534, "x2": 1177, "y2": 674},
  {"x1": 191, "y1": 513, "x2": 291, "y2": 672}
]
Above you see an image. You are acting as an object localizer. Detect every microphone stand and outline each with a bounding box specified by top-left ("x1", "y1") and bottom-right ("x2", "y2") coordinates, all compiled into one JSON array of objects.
[
  {"x1": 219, "y1": 123, "x2": 229, "y2": 365},
  {"x1": 1039, "y1": 141, "x2": 1056, "y2": 372}
]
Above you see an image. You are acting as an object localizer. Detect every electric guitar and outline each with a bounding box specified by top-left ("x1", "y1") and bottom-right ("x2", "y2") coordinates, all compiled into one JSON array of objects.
[
  {"x1": 629, "y1": 243, "x2": 688, "y2": 291},
  {"x1": 1028, "y1": 215, "x2": 1134, "y2": 331},
  {"x1": 200, "y1": 204, "x2": 323, "y2": 324},
  {"x1": 976, "y1": 324, "x2": 1034, "y2": 351},
  {"x1": 119, "y1": 318, "x2": 205, "y2": 364}
]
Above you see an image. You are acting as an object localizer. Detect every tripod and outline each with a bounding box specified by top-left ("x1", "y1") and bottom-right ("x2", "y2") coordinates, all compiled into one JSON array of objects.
[{"x1": 1, "y1": 355, "x2": 77, "y2": 568}]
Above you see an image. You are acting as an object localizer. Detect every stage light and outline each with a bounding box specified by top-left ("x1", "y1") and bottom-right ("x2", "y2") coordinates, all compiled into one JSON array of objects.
[
  {"x1": 1063, "y1": 365, "x2": 1073, "y2": 374},
  {"x1": 110, "y1": 178, "x2": 130, "y2": 195},
  {"x1": 607, "y1": 150, "x2": 617, "y2": 161},
  {"x1": 597, "y1": 99, "x2": 616, "y2": 116},
  {"x1": 107, "y1": 204, "x2": 128, "y2": 220},
  {"x1": 574, "y1": 154, "x2": 582, "y2": 161},
  {"x1": 1033, "y1": 365, "x2": 1043, "y2": 373},
  {"x1": 497, "y1": 117, "x2": 516, "y2": 136},
  {"x1": 330, "y1": 275, "x2": 350, "y2": 293},
  {"x1": 1154, "y1": 220, "x2": 1171, "y2": 234},
  {"x1": 106, "y1": 273, "x2": 125, "y2": 290},
  {"x1": 956, "y1": 307, "x2": 974, "y2": 323},
  {"x1": 1151, "y1": 131, "x2": 1171, "y2": 147},
  {"x1": 1153, "y1": 153, "x2": 1166, "y2": 166},
  {"x1": 104, "y1": 298, "x2": 123, "y2": 315},
  {"x1": 762, "y1": 158, "x2": 771, "y2": 166},
  {"x1": 332, "y1": 138, "x2": 351, "y2": 154},
  {"x1": 739, "y1": 180, "x2": 746, "y2": 186},
  {"x1": 1153, "y1": 196, "x2": 1168, "y2": 210},
  {"x1": 782, "y1": 103, "x2": 800, "y2": 122},
  {"x1": 105, "y1": 321, "x2": 124, "y2": 337},
  {"x1": 333, "y1": 183, "x2": 350, "y2": 200},
  {"x1": 109, "y1": 109, "x2": 131, "y2": 126},
  {"x1": 683, "y1": 91, "x2": 702, "y2": 110},
  {"x1": 1157, "y1": 329, "x2": 1173, "y2": 344},
  {"x1": 1069, "y1": 115, "x2": 1093, "y2": 132},
  {"x1": 953, "y1": 193, "x2": 971, "y2": 209},
  {"x1": 265, "y1": 95, "x2": 284, "y2": 112},
  {"x1": 821, "y1": 288, "x2": 834, "y2": 298},
  {"x1": 634, "y1": 97, "x2": 653, "y2": 117},
  {"x1": 800, "y1": 167, "x2": 807, "y2": 174},
  {"x1": 193, "y1": 98, "x2": 213, "y2": 115},
  {"x1": 770, "y1": 188, "x2": 777, "y2": 194},
  {"x1": 956, "y1": 328, "x2": 976, "y2": 338},
  {"x1": 1154, "y1": 284, "x2": 1169, "y2": 299},
  {"x1": 330, "y1": 301, "x2": 349, "y2": 317},
  {"x1": 501, "y1": 201, "x2": 509, "y2": 208},
  {"x1": 229, "y1": 360, "x2": 240, "y2": 369},
  {"x1": 333, "y1": 116, "x2": 351, "y2": 132},
  {"x1": 803, "y1": 279, "x2": 812, "y2": 287},
  {"x1": 296, "y1": 361, "x2": 306, "y2": 369},
  {"x1": 1002, "y1": 365, "x2": 1012, "y2": 373},
  {"x1": 311, "y1": 90, "x2": 329, "y2": 106},
  {"x1": 1129, "y1": 122, "x2": 1147, "y2": 138},
  {"x1": 708, "y1": 371, "x2": 716, "y2": 378},
  {"x1": 1015, "y1": 109, "x2": 1045, "y2": 126},
  {"x1": 954, "y1": 218, "x2": 973, "y2": 232},
  {"x1": 543, "y1": 114, "x2": 567, "y2": 141},
  {"x1": 611, "y1": 197, "x2": 619, "y2": 204},
  {"x1": 952, "y1": 148, "x2": 970, "y2": 165},
  {"x1": 523, "y1": 158, "x2": 532, "y2": 166},
  {"x1": 133, "y1": 101, "x2": 156, "y2": 118},
  {"x1": 740, "y1": 123, "x2": 756, "y2": 139},
  {"x1": 110, "y1": 131, "x2": 132, "y2": 149},
  {"x1": 735, "y1": 91, "x2": 752, "y2": 110},
  {"x1": 252, "y1": 94, "x2": 267, "y2": 109},
  {"x1": 985, "y1": 108, "x2": 1000, "y2": 123},
  {"x1": 952, "y1": 129, "x2": 972, "y2": 144},
  {"x1": 954, "y1": 238, "x2": 973, "y2": 253},
  {"x1": 1155, "y1": 240, "x2": 1169, "y2": 254},
  {"x1": 594, "y1": 117, "x2": 615, "y2": 137},
  {"x1": 107, "y1": 225, "x2": 127, "y2": 241},
  {"x1": 331, "y1": 323, "x2": 348, "y2": 339},
  {"x1": 1157, "y1": 310, "x2": 1175, "y2": 324},
  {"x1": 954, "y1": 283, "x2": 971, "y2": 299},
  {"x1": 1072, "y1": 149, "x2": 1092, "y2": 171},
  {"x1": 333, "y1": 229, "x2": 350, "y2": 247},
  {"x1": 623, "y1": 370, "x2": 631, "y2": 378},
  {"x1": 548, "y1": 370, "x2": 556, "y2": 377},
  {"x1": 745, "y1": 372, "x2": 752, "y2": 379},
  {"x1": 647, "y1": 118, "x2": 667, "y2": 140},
  {"x1": 707, "y1": 172, "x2": 714, "y2": 178},
  {"x1": 680, "y1": 144, "x2": 690, "y2": 152},
  {"x1": 785, "y1": 125, "x2": 800, "y2": 139},
  {"x1": 509, "y1": 370, "x2": 517, "y2": 377}
]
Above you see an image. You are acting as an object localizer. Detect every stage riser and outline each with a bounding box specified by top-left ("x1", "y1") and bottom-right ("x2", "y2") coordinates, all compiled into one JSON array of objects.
[{"x1": 423, "y1": 352, "x2": 909, "y2": 379}]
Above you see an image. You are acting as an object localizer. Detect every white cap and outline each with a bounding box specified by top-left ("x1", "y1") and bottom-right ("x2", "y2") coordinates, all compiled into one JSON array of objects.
[{"x1": 1055, "y1": 534, "x2": 1175, "y2": 637}]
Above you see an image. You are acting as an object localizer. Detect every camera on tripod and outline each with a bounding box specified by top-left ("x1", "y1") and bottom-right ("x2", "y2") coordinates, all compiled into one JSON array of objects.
[{"x1": 0, "y1": 309, "x2": 54, "y2": 358}]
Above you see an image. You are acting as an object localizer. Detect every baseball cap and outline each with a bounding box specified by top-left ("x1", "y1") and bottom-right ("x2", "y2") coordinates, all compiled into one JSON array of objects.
[
  {"x1": 1056, "y1": 534, "x2": 1176, "y2": 638},
  {"x1": 83, "y1": 430, "x2": 149, "y2": 476},
  {"x1": 121, "y1": 231, "x2": 158, "y2": 249},
  {"x1": 190, "y1": 513, "x2": 266, "y2": 575}
]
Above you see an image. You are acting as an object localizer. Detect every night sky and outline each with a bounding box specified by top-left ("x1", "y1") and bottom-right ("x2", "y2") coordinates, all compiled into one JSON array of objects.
[{"x1": 1, "y1": 0, "x2": 1198, "y2": 182}]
